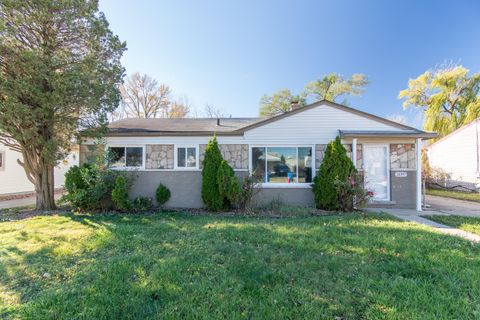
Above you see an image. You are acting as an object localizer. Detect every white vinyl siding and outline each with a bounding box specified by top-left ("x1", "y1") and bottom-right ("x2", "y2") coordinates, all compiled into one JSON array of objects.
[
  {"x1": 0, "y1": 144, "x2": 78, "y2": 195},
  {"x1": 243, "y1": 104, "x2": 405, "y2": 144},
  {"x1": 427, "y1": 119, "x2": 480, "y2": 186}
]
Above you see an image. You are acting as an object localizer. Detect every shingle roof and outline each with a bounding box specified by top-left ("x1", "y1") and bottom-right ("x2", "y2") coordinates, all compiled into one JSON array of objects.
[
  {"x1": 107, "y1": 117, "x2": 264, "y2": 136},
  {"x1": 106, "y1": 100, "x2": 436, "y2": 137}
]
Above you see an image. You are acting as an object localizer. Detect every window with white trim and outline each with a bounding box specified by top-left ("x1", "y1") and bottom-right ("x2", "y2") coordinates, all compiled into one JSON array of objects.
[
  {"x1": 0, "y1": 151, "x2": 5, "y2": 170},
  {"x1": 177, "y1": 147, "x2": 197, "y2": 168},
  {"x1": 251, "y1": 147, "x2": 313, "y2": 183},
  {"x1": 109, "y1": 147, "x2": 143, "y2": 168}
]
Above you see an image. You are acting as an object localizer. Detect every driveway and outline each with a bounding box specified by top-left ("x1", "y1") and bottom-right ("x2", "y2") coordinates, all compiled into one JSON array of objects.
[
  {"x1": 425, "y1": 194, "x2": 480, "y2": 217},
  {"x1": 0, "y1": 193, "x2": 62, "y2": 210},
  {"x1": 0, "y1": 196, "x2": 36, "y2": 209}
]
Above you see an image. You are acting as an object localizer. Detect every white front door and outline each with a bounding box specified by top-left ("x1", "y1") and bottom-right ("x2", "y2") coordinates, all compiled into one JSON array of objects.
[{"x1": 363, "y1": 144, "x2": 390, "y2": 201}]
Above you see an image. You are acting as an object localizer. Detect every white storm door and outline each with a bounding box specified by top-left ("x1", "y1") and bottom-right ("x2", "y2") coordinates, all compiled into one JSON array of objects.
[{"x1": 363, "y1": 144, "x2": 390, "y2": 201}]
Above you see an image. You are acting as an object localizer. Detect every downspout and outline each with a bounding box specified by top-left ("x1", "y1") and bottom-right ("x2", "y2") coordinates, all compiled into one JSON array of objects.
[
  {"x1": 352, "y1": 138, "x2": 357, "y2": 168},
  {"x1": 476, "y1": 119, "x2": 479, "y2": 177},
  {"x1": 352, "y1": 138, "x2": 358, "y2": 208},
  {"x1": 416, "y1": 138, "x2": 422, "y2": 211}
]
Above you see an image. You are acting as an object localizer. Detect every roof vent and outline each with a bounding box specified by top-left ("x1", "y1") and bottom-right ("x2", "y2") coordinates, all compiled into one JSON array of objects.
[{"x1": 216, "y1": 118, "x2": 220, "y2": 126}]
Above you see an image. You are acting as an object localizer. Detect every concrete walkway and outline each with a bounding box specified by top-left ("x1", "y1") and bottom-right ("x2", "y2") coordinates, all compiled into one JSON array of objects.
[{"x1": 367, "y1": 207, "x2": 480, "y2": 243}]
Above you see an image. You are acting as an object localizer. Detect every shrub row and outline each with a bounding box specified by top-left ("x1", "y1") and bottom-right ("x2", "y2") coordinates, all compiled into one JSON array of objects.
[
  {"x1": 63, "y1": 162, "x2": 171, "y2": 212},
  {"x1": 201, "y1": 135, "x2": 370, "y2": 213},
  {"x1": 65, "y1": 136, "x2": 368, "y2": 213}
]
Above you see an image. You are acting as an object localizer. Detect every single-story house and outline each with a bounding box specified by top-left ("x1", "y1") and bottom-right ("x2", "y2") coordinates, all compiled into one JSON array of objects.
[
  {"x1": 426, "y1": 118, "x2": 480, "y2": 191},
  {"x1": 80, "y1": 100, "x2": 436, "y2": 210},
  {"x1": 0, "y1": 143, "x2": 78, "y2": 196}
]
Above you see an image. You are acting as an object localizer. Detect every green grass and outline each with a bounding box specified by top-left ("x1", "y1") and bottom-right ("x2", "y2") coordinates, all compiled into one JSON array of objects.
[
  {"x1": 424, "y1": 215, "x2": 480, "y2": 236},
  {"x1": 1, "y1": 212, "x2": 480, "y2": 319},
  {"x1": 427, "y1": 188, "x2": 480, "y2": 202}
]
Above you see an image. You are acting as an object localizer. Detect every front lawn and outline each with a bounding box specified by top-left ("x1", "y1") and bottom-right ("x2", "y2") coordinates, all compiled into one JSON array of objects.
[
  {"x1": 427, "y1": 188, "x2": 480, "y2": 202},
  {"x1": 1, "y1": 212, "x2": 480, "y2": 319},
  {"x1": 424, "y1": 215, "x2": 480, "y2": 236}
]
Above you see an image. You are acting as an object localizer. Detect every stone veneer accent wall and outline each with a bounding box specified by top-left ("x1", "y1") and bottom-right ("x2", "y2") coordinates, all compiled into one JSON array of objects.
[
  {"x1": 79, "y1": 144, "x2": 104, "y2": 165},
  {"x1": 145, "y1": 145, "x2": 174, "y2": 169},
  {"x1": 199, "y1": 144, "x2": 248, "y2": 169},
  {"x1": 390, "y1": 144, "x2": 416, "y2": 169},
  {"x1": 315, "y1": 144, "x2": 362, "y2": 169}
]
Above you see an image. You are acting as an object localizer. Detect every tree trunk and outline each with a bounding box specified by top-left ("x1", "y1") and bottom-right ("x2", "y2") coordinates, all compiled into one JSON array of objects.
[{"x1": 35, "y1": 164, "x2": 56, "y2": 210}]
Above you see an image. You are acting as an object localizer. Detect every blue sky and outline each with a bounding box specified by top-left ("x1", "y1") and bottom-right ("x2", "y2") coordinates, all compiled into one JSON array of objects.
[{"x1": 99, "y1": 0, "x2": 480, "y2": 128}]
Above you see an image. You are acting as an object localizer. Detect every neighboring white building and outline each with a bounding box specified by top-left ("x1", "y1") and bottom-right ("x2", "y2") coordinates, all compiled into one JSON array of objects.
[
  {"x1": 0, "y1": 143, "x2": 78, "y2": 195},
  {"x1": 426, "y1": 118, "x2": 480, "y2": 191}
]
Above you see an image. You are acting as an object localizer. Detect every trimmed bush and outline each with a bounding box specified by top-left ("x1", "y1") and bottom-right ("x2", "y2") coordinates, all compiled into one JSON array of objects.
[
  {"x1": 64, "y1": 165, "x2": 87, "y2": 192},
  {"x1": 236, "y1": 174, "x2": 261, "y2": 212},
  {"x1": 201, "y1": 136, "x2": 241, "y2": 211},
  {"x1": 132, "y1": 197, "x2": 153, "y2": 211},
  {"x1": 217, "y1": 159, "x2": 239, "y2": 210},
  {"x1": 334, "y1": 171, "x2": 371, "y2": 211},
  {"x1": 62, "y1": 163, "x2": 123, "y2": 211},
  {"x1": 112, "y1": 175, "x2": 132, "y2": 211},
  {"x1": 201, "y1": 136, "x2": 224, "y2": 211},
  {"x1": 156, "y1": 183, "x2": 171, "y2": 206},
  {"x1": 312, "y1": 136, "x2": 357, "y2": 211}
]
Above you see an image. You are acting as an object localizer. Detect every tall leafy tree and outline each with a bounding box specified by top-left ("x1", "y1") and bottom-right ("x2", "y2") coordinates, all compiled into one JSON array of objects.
[
  {"x1": 259, "y1": 73, "x2": 368, "y2": 116},
  {"x1": 305, "y1": 73, "x2": 369, "y2": 103},
  {"x1": 0, "y1": 0, "x2": 126, "y2": 210},
  {"x1": 399, "y1": 65, "x2": 480, "y2": 137},
  {"x1": 259, "y1": 89, "x2": 306, "y2": 116}
]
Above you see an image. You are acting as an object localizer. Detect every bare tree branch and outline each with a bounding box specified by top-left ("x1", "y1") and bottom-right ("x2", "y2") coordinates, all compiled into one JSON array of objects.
[
  {"x1": 203, "y1": 103, "x2": 226, "y2": 118},
  {"x1": 111, "y1": 73, "x2": 190, "y2": 119}
]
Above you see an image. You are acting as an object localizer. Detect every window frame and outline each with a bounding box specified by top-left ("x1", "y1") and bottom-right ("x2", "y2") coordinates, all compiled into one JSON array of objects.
[
  {"x1": 249, "y1": 145, "x2": 315, "y2": 188},
  {"x1": 107, "y1": 145, "x2": 145, "y2": 170},
  {"x1": 174, "y1": 145, "x2": 199, "y2": 170},
  {"x1": 0, "y1": 150, "x2": 5, "y2": 171}
]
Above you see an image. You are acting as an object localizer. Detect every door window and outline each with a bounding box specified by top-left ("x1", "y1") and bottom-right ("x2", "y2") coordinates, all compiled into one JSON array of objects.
[{"x1": 363, "y1": 145, "x2": 389, "y2": 200}]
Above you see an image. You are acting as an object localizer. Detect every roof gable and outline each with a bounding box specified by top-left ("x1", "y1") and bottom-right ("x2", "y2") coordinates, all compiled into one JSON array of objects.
[
  {"x1": 238, "y1": 100, "x2": 420, "y2": 133},
  {"x1": 239, "y1": 100, "x2": 430, "y2": 144}
]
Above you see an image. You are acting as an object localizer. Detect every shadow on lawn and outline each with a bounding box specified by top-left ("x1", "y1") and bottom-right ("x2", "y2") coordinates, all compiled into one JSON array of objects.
[{"x1": 1, "y1": 213, "x2": 480, "y2": 319}]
